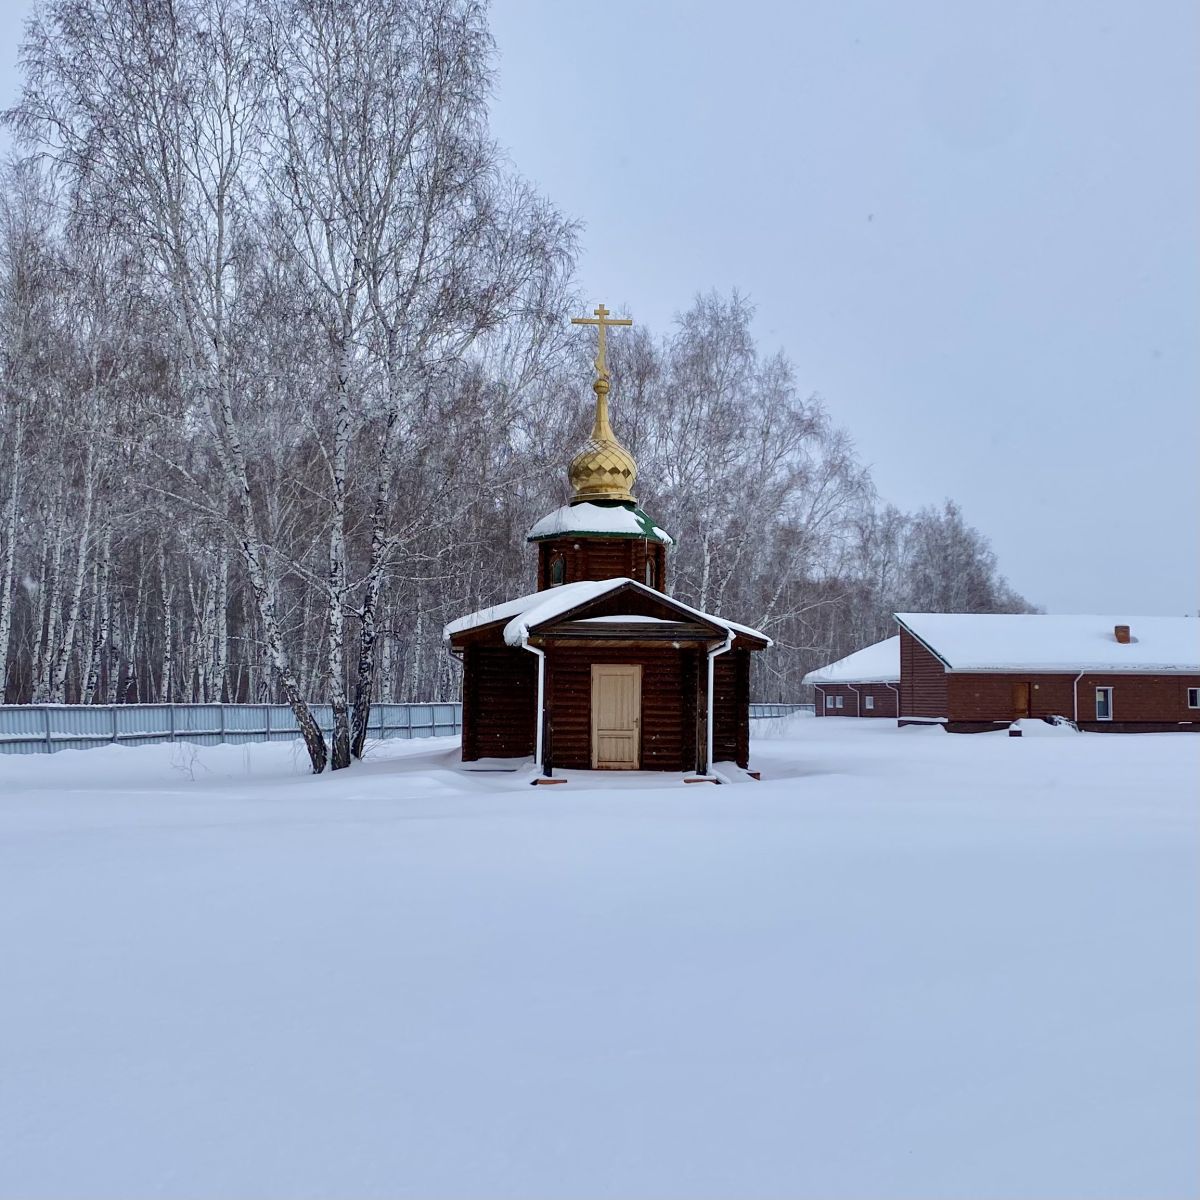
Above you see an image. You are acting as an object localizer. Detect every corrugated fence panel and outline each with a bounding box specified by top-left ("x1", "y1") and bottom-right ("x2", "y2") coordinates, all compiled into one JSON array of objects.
[
  {"x1": 115, "y1": 704, "x2": 174, "y2": 746},
  {"x1": 749, "y1": 703, "x2": 814, "y2": 719},
  {"x1": 408, "y1": 704, "x2": 433, "y2": 737},
  {"x1": 0, "y1": 702, "x2": 464, "y2": 755},
  {"x1": 53, "y1": 706, "x2": 114, "y2": 742},
  {"x1": 266, "y1": 706, "x2": 296, "y2": 742},
  {"x1": 434, "y1": 704, "x2": 459, "y2": 737},
  {"x1": 1, "y1": 701, "x2": 801, "y2": 755},
  {"x1": 0, "y1": 706, "x2": 50, "y2": 754}
]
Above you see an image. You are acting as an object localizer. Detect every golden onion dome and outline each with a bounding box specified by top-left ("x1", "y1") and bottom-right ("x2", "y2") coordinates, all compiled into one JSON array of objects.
[{"x1": 568, "y1": 377, "x2": 637, "y2": 504}]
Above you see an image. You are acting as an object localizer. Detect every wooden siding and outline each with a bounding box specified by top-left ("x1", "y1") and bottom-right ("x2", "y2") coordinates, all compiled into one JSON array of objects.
[
  {"x1": 898, "y1": 627, "x2": 948, "y2": 721},
  {"x1": 814, "y1": 682, "x2": 898, "y2": 717},
  {"x1": 454, "y1": 563, "x2": 765, "y2": 771},
  {"x1": 712, "y1": 650, "x2": 751, "y2": 767},
  {"x1": 946, "y1": 671, "x2": 1200, "y2": 729},
  {"x1": 537, "y1": 536, "x2": 667, "y2": 592},
  {"x1": 461, "y1": 646, "x2": 536, "y2": 760},
  {"x1": 898, "y1": 619, "x2": 1200, "y2": 732},
  {"x1": 546, "y1": 645, "x2": 700, "y2": 771}
]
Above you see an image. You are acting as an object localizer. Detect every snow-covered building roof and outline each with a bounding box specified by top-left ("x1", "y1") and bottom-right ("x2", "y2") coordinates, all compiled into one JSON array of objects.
[
  {"x1": 444, "y1": 578, "x2": 770, "y2": 648},
  {"x1": 803, "y1": 635, "x2": 900, "y2": 685},
  {"x1": 895, "y1": 613, "x2": 1200, "y2": 674},
  {"x1": 526, "y1": 501, "x2": 673, "y2": 545}
]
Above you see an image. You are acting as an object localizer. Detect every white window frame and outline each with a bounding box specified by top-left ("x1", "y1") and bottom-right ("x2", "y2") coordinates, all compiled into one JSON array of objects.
[
  {"x1": 1188, "y1": 687, "x2": 1200, "y2": 709},
  {"x1": 824, "y1": 694, "x2": 834, "y2": 710},
  {"x1": 864, "y1": 695, "x2": 875, "y2": 710},
  {"x1": 1095, "y1": 686, "x2": 1114, "y2": 721},
  {"x1": 835, "y1": 695, "x2": 844, "y2": 709}
]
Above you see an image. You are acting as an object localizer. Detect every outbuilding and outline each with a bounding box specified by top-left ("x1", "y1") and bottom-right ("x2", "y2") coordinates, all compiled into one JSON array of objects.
[
  {"x1": 895, "y1": 613, "x2": 1200, "y2": 732},
  {"x1": 803, "y1": 636, "x2": 899, "y2": 717}
]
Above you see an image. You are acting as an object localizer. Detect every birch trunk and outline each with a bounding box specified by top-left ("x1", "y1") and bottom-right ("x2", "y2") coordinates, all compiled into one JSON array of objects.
[
  {"x1": 105, "y1": 591, "x2": 121, "y2": 705},
  {"x1": 410, "y1": 608, "x2": 426, "y2": 703},
  {"x1": 242, "y1": 585, "x2": 257, "y2": 703},
  {"x1": 124, "y1": 572, "x2": 143, "y2": 702},
  {"x1": 49, "y1": 441, "x2": 97, "y2": 703},
  {"x1": 158, "y1": 542, "x2": 172, "y2": 703},
  {"x1": 379, "y1": 613, "x2": 394, "y2": 705},
  {"x1": 350, "y1": 408, "x2": 396, "y2": 758},
  {"x1": 81, "y1": 527, "x2": 111, "y2": 703},
  {"x1": 220, "y1": 352, "x2": 326, "y2": 768},
  {"x1": 33, "y1": 480, "x2": 66, "y2": 702},
  {"x1": 0, "y1": 408, "x2": 21, "y2": 700},
  {"x1": 297, "y1": 584, "x2": 311, "y2": 700},
  {"x1": 214, "y1": 544, "x2": 228, "y2": 703},
  {"x1": 327, "y1": 337, "x2": 352, "y2": 769}
]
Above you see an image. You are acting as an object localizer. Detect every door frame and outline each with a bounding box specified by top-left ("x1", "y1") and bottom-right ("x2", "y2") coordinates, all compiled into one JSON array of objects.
[{"x1": 590, "y1": 663, "x2": 642, "y2": 769}]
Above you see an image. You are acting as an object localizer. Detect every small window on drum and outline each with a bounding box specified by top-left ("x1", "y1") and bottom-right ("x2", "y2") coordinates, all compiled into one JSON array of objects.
[
  {"x1": 549, "y1": 553, "x2": 566, "y2": 587},
  {"x1": 645, "y1": 555, "x2": 656, "y2": 588}
]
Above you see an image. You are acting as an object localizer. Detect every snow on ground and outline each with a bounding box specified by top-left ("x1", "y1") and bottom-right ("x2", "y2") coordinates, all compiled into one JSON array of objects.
[{"x1": 1, "y1": 719, "x2": 1197, "y2": 1200}]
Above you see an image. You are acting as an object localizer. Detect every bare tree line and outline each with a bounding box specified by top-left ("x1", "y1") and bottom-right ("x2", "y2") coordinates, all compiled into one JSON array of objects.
[{"x1": 0, "y1": 0, "x2": 1033, "y2": 773}]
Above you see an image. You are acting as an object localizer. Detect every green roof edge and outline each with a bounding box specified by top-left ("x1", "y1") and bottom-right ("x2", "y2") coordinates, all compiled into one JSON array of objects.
[{"x1": 527, "y1": 502, "x2": 674, "y2": 545}]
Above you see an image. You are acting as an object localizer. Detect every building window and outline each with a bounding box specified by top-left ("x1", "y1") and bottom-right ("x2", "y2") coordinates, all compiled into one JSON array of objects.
[
  {"x1": 864, "y1": 695, "x2": 875, "y2": 710},
  {"x1": 1189, "y1": 688, "x2": 1200, "y2": 709},
  {"x1": 549, "y1": 553, "x2": 565, "y2": 588},
  {"x1": 645, "y1": 557, "x2": 656, "y2": 589},
  {"x1": 835, "y1": 695, "x2": 844, "y2": 709},
  {"x1": 1095, "y1": 686, "x2": 1113, "y2": 721},
  {"x1": 824, "y1": 694, "x2": 834, "y2": 709}
]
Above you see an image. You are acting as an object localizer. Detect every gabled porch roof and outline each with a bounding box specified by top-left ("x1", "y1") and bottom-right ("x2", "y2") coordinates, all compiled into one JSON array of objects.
[{"x1": 444, "y1": 578, "x2": 771, "y2": 649}]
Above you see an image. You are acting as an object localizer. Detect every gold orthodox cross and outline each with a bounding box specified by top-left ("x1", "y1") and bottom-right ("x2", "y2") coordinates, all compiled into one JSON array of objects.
[{"x1": 571, "y1": 303, "x2": 632, "y2": 380}]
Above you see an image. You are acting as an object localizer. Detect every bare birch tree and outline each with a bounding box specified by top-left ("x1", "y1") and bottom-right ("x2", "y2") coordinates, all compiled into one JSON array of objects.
[{"x1": 12, "y1": 0, "x2": 330, "y2": 766}]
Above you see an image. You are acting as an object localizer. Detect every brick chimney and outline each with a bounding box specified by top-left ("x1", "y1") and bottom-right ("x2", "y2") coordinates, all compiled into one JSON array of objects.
[{"x1": 1114, "y1": 624, "x2": 1131, "y2": 644}]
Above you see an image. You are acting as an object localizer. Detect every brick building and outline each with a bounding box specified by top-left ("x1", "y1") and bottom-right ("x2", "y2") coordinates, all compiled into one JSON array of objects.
[
  {"x1": 803, "y1": 636, "x2": 900, "y2": 717},
  {"x1": 895, "y1": 613, "x2": 1200, "y2": 733}
]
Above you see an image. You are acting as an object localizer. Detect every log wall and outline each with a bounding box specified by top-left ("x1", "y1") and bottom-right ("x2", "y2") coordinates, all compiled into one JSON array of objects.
[
  {"x1": 537, "y1": 536, "x2": 667, "y2": 592},
  {"x1": 713, "y1": 650, "x2": 751, "y2": 767},
  {"x1": 460, "y1": 645, "x2": 537, "y2": 760},
  {"x1": 814, "y1": 682, "x2": 899, "y2": 717},
  {"x1": 545, "y1": 644, "x2": 700, "y2": 771},
  {"x1": 946, "y1": 671, "x2": 1200, "y2": 730},
  {"x1": 898, "y1": 628, "x2": 949, "y2": 722}
]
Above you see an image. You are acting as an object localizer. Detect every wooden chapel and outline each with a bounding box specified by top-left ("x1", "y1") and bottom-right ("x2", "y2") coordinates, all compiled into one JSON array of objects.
[{"x1": 444, "y1": 305, "x2": 770, "y2": 779}]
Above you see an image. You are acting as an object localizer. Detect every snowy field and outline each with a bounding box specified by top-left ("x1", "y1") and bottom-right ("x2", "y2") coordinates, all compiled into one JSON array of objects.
[{"x1": 1, "y1": 718, "x2": 1197, "y2": 1200}]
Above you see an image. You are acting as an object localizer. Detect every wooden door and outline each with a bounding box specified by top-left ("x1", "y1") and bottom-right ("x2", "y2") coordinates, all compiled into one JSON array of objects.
[
  {"x1": 1012, "y1": 681, "x2": 1031, "y2": 719},
  {"x1": 591, "y1": 665, "x2": 642, "y2": 769}
]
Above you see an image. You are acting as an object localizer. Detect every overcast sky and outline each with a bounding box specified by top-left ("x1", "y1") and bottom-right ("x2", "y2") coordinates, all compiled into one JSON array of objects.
[{"x1": 1, "y1": 0, "x2": 1196, "y2": 616}]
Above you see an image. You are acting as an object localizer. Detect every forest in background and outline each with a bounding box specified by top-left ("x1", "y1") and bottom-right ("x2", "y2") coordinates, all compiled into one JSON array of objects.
[{"x1": 0, "y1": 0, "x2": 1032, "y2": 771}]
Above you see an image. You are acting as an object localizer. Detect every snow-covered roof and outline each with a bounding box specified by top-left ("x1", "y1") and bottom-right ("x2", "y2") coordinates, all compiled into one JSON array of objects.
[
  {"x1": 571, "y1": 615, "x2": 673, "y2": 624},
  {"x1": 526, "y1": 501, "x2": 673, "y2": 545},
  {"x1": 803, "y1": 635, "x2": 900, "y2": 685},
  {"x1": 895, "y1": 613, "x2": 1200, "y2": 674},
  {"x1": 444, "y1": 578, "x2": 770, "y2": 647}
]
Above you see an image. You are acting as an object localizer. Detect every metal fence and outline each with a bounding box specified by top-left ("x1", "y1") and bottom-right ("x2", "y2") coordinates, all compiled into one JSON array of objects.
[
  {"x1": 749, "y1": 703, "x2": 814, "y2": 719},
  {"x1": 0, "y1": 700, "x2": 806, "y2": 756},
  {"x1": 0, "y1": 702, "x2": 462, "y2": 756}
]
